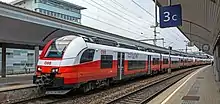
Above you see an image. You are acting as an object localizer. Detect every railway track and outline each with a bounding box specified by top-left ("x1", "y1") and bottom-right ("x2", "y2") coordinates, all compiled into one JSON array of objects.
[
  {"x1": 106, "y1": 69, "x2": 194, "y2": 104},
  {"x1": 14, "y1": 66, "x2": 203, "y2": 104},
  {"x1": 21, "y1": 95, "x2": 62, "y2": 104},
  {"x1": 14, "y1": 91, "x2": 82, "y2": 104}
]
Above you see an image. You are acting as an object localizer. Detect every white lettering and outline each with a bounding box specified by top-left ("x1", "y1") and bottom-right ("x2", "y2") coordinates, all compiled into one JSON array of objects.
[
  {"x1": 172, "y1": 15, "x2": 177, "y2": 21},
  {"x1": 163, "y1": 12, "x2": 170, "y2": 22}
]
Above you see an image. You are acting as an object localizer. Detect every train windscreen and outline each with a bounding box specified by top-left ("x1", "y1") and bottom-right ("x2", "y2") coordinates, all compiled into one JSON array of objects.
[{"x1": 45, "y1": 36, "x2": 77, "y2": 58}]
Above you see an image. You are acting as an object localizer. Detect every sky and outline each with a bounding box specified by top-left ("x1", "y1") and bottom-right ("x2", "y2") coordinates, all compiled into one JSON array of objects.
[{"x1": 0, "y1": 0, "x2": 199, "y2": 52}]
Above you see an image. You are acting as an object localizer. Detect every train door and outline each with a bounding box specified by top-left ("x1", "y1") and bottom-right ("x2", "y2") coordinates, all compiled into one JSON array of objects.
[
  {"x1": 147, "y1": 55, "x2": 151, "y2": 75},
  {"x1": 159, "y1": 54, "x2": 162, "y2": 71},
  {"x1": 183, "y1": 56, "x2": 185, "y2": 66},
  {"x1": 117, "y1": 52, "x2": 125, "y2": 80}
]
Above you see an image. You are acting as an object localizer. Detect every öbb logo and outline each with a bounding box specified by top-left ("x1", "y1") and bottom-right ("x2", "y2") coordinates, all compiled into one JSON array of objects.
[{"x1": 44, "y1": 61, "x2": 51, "y2": 65}]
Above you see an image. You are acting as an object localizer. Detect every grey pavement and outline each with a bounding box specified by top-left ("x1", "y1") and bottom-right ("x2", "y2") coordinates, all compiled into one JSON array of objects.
[{"x1": 0, "y1": 74, "x2": 33, "y2": 87}]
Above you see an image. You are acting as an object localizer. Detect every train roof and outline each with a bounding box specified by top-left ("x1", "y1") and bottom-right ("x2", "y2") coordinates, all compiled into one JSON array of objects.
[
  {"x1": 60, "y1": 35, "x2": 209, "y2": 60},
  {"x1": 86, "y1": 42, "x2": 160, "y2": 56}
]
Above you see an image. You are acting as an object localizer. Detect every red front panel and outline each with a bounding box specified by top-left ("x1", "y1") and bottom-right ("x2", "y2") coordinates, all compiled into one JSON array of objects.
[
  {"x1": 56, "y1": 66, "x2": 78, "y2": 84},
  {"x1": 37, "y1": 60, "x2": 117, "y2": 84},
  {"x1": 37, "y1": 65, "x2": 78, "y2": 84}
]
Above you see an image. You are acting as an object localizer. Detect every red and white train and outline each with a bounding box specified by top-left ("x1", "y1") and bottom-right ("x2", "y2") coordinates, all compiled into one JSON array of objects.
[{"x1": 33, "y1": 35, "x2": 211, "y2": 94}]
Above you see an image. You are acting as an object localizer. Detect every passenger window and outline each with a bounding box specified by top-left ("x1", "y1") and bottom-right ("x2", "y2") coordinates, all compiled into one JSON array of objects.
[
  {"x1": 80, "y1": 49, "x2": 95, "y2": 63},
  {"x1": 153, "y1": 58, "x2": 160, "y2": 65},
  {"x1": 128, "y1": 60, "x2": 146, "y2": 70},
  {"x1": 171, "y1": 60, "x2": 179, "y2": 64},
  {"x1": 101, "y1": 55, "x2": 113, "y2": 69},
  {"x1": 163, "y1": 58, "x2": 169, "y2": 64}
]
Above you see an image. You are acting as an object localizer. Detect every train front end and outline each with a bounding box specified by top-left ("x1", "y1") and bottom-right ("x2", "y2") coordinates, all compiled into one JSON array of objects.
[{"x1": 33, "y1": 35, "x2": 87, "y2": 95}]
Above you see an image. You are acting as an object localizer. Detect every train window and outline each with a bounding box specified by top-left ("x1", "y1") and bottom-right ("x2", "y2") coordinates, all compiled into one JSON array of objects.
[
  {"x1": 101, "y1": 55, "x2": 113, "y2": 69},
  {"x1": 45, "y1": 36, "x2": 77, "y2": 58},
  {"x1": 172, "y1": 61, "x2": 179, "y2": 64},
  {"x1": 128, "y1": 60, "x2": 145, "y2": 70},
  {"x1": 181, "y1": 59, "x2": 184, "y2": 62},
  {"x1": 153, "y1": 58, "x2": 160, "y2": 65},
  {"x1": 80, "y1": 49, "x2": 95, "y2": 63},
  {"x1": 163, "y1": 58, "x2": 168, "y2": 64}
]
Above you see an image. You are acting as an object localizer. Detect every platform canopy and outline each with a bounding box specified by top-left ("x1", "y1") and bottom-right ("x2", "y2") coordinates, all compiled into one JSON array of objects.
[
  {"x1": 0, "y1": 1, "x2": 190, "y2": 55},
  {"x1": 157, "y1": 0, "x2": 220, "y2": 55}
]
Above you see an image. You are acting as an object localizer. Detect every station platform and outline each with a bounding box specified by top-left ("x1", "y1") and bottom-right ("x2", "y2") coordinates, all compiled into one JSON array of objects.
[
  {"x1": 0, "y1": 73, "x2": 34, "y2": 91},
  {"x1": 149, "y1": 65, "x2": 220, "y2": 104}
]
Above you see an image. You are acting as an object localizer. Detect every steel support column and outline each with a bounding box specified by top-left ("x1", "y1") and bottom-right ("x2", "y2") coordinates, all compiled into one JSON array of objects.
[
  {"x1": 215, "y1": 45, "x2": 220, "y2": 81},
  {"x1": 154, "y1": 0, "x2": 158, "y2": 46},
  {"x1": 1, "y1": 43, "x2": 6, "y2": 78},
  {"x1": 35, "y1": 46, "x2": 39, "y2": 71},
  {"x1": 213, "y1": 48, "x2": 217, "y2": 77},
  {"x1": 168, "y1": 46, "x2": 172, "y2": 74}
]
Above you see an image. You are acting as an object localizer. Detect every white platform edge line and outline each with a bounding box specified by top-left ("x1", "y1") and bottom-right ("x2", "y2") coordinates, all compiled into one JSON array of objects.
[{"x1": 161, "y1": 65, "x2": 210, "y2": 104}]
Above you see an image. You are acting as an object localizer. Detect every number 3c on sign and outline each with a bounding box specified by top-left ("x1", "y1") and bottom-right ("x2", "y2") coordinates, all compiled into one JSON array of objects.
[
  {"x1": 163, "y1": 12, "x2": 177, "y2": 22},
  {"x1": 159, "y1": 4, "x2": 182, "y2": 28}
]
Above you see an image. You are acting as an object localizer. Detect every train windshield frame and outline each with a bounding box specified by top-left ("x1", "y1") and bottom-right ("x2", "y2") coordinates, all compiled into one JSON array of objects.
[{"x1": 45, "y1": 36, "x2": 77, "y2": 58}]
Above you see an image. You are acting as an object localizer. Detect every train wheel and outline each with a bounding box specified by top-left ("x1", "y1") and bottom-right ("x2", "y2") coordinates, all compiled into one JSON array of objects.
[
  {"x1": 91, "y1": 82, "x2": 96, "y2": 90},
  {"x1": 81, "y1": 82, "x2": 92, "y2": 93},
  {"x1": 105, "y1": 79, "x2": 110, "y2": 87}
]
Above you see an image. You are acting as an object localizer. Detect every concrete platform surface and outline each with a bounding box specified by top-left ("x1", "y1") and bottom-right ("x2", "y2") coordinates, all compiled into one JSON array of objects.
[
  {"x1": 0, "y1": 73, "x2": 33, "y2": 84},
  {"x1": 0, "y1": 73, "x2": 34, "y2": 91},
  {"x1": 148, "y1": 65, "x2": 220, "y2": 104}
]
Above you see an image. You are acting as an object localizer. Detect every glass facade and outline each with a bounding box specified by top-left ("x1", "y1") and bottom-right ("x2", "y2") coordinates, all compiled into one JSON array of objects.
[
  {"x1": 13, "y1": 0, "x2": 84, "y2": 24},
  {"x1": 34, "y1": 0, "x2": 82, "y2": 23},
  {"x1": 35, "y1": 0, "x2": 80, "y2": 13},
  {"x1": 0, "y1": 48, "x2": 36, "y2": 75},
  {"x1": 35, "y1": 8, "x2": 80, "y2": 23}
]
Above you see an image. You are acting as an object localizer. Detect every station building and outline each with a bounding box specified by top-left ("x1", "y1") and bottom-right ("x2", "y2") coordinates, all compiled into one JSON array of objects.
[{"x1": 11, "y1": 0, "x2": 86, "y2": 24}]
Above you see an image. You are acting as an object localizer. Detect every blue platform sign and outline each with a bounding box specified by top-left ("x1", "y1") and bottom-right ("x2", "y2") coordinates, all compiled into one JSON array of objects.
[{"x1": 159, "y1": 4, "x2": 182, "y2": 28}]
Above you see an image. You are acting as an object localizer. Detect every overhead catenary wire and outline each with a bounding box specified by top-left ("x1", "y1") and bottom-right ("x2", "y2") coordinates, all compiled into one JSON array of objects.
[
  {"x1": 88, "y1": 0, "x2": 154, "y2": 33},
  {"x1": 111, "y1": 0, "x2": 124, "y2": 8},
  {"x1": 82, "y1": 0, "x2": 154, "y2": 35},
  {"x1": 159, "y1": 32, "x2": 180, "y2": 43},
  {"x1": 109, "y1": 0, "x2": 171, "y2": 46},
  {"x1": 82, "y1": 14, "x2": 150, "y2": 39},
  {"x1": 99, "y1": 0, "x2": 155, "y2": 32},
  {"x1": 82, "y1": 14, "x2": 137, "y2": 35},
  {"x1": 131, "y1": 0, "x2": 155, "y2": 18},
  {"x1": 166, "y1": 30, "x2": 183, "y2": 42},
  {"x1": 154, "y1": 31, "x2": 179, "y2": 45},
  {"x1": 107, "y1": 0, "x2": 154, "y2": 25},
  {"x1": 156, "y1": 27, "x2": 184, "y2": 43},
  {"x1": 170, "y1": 28, "x2": 184, "y2": 40}
]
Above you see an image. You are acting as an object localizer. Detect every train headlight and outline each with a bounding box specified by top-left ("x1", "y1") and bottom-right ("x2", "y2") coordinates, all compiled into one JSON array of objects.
[
  {"x1": 37, "y1": 67, "x2": 42, "y2": 72},
  {"x1": 51, "y1": 68, "x2": 59, "y2": 73}
]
